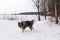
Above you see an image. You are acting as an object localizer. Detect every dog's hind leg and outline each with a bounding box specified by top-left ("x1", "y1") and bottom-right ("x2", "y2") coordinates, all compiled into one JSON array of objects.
[{"x1": 29, "y1": 26, "x2": 33, "y2": 31}]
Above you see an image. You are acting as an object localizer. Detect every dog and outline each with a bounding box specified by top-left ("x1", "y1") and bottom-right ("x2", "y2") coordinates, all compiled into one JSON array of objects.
[{"x1": 18, "y1": 20, "x2": 34, "y2": 32}]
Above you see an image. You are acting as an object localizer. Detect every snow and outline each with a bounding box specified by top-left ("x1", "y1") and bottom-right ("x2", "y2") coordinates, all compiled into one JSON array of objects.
[{"x1": 0, "y1": 16, "x2": 60, "y2": 40}]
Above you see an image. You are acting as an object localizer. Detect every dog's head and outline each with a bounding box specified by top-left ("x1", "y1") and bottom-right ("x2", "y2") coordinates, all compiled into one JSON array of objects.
[{"x1": 18, "y1": 22, "x2": 22, "y2": 28}]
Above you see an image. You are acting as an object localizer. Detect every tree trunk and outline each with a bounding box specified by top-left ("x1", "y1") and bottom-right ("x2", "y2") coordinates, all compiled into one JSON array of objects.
[
  {"x1": 55, "y1": 0, "x2": 58, "y2": 24},
  {"x1": 38, "y1": 0, "x2": 40, "y2": 21},
  {"x1": 38, "y1": 8, "x2": 40, "y2": 21},
  {"x1": 44, "y1": 0, "x2": 46, "y2": 20}
]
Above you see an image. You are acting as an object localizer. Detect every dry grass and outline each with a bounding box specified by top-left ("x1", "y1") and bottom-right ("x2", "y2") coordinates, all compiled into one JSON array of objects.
[
  {"x1": 8, "y1": 17, "x2": 17, "y2": 20},
  {"x1": 41, "y1": 12, "x2": 60, "y2": 17}
]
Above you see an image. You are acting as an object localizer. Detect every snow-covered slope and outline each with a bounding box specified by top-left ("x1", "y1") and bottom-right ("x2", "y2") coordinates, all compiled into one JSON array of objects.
[{"x1": 0, "y1": 20, "x2": 60, "y2": 40}]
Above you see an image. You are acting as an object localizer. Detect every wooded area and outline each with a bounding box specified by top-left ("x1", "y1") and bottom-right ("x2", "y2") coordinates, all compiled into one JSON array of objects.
[{"x1": 32, "y1": 0, "x2": 60, "y2": 24}]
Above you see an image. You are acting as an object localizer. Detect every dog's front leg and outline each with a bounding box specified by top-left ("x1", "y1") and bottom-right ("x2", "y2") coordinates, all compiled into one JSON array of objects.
[{"x1": 22, "y1": 28, "x2": 25, "y2": 32}]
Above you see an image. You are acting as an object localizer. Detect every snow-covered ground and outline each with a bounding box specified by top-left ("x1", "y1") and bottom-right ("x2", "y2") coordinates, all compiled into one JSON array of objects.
[{"x1": 0, "y1": 16, "x2": 60, "y2": 40}]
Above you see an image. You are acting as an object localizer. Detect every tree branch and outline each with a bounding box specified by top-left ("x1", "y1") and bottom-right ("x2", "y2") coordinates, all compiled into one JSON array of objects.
[{"x1": 32, "y1": 0, "x2": 38, "y2": 8}]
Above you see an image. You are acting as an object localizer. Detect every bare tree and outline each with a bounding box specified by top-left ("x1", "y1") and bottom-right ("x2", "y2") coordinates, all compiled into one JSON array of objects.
[
  {"x1": 32, "y1": 0, "x2": 40, "y2": 21},
  {"x1": 32, "y1": 0, "x2": 48, "y2": 20}
]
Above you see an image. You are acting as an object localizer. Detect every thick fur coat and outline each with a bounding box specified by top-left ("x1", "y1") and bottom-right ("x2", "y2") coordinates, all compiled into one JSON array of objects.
[{"x1": 18, "y1": 20, "x2": 34, "y2": 32}]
